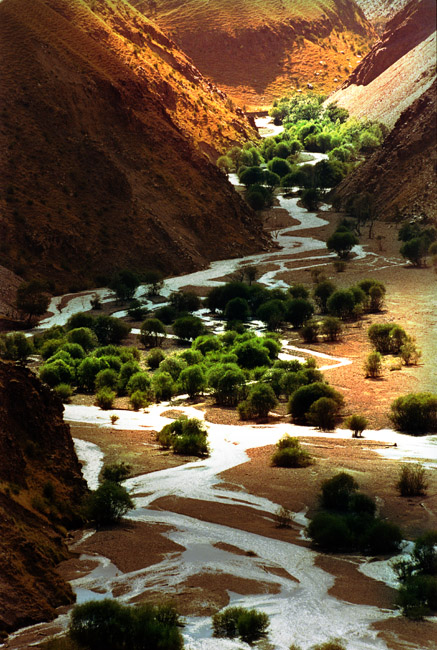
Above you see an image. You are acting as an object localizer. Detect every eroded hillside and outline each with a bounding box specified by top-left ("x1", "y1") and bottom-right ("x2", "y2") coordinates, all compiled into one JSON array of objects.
[
  {"x1": 354, "y1": 0, "x2": 410, "y2": 31},
  {"x1": 0, "y1": 0, "x2": 269, "y2": 292},
  {"x1": 142, "y1": 0, "x2": 376, "y2": 110},
  {"x1": 0, "y1": 361, "x2": 87, "y2": 639},
  {"x1": 333, "y1": 79, "x2": 437, "y2": 219},
  {"x1": 329, "y1": 0, "x2": 436, "y2": 128}
]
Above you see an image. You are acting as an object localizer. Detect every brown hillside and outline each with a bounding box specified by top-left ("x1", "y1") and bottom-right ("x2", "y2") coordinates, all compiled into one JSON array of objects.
[
  {"x1": 329, "y1": 0, "x2": 436, "y2": 128},
  {"x1": 140, "y1": 0, "x2": 376, "y2": 110},
  {"x1": 0, "y1": 361, "x2": 87, "y2": 638},
  {"x1": 0, "y1": 0, "x2": 269, "y2": 292},
  {"x1": 332, "y1": 79, "x2": 437, "y2": 219}
]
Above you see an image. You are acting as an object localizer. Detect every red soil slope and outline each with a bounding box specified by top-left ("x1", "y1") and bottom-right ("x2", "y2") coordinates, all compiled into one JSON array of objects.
[
  {"x1": 141, "y1": 0, "x2": 376, "y2": 110},
  {"x1": 0, "y1": 0, "x2": 269, "y2": 292}
]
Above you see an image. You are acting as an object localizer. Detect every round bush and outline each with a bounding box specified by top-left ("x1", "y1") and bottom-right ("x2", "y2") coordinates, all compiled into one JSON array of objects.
[
  {"x1": 126, "y1": 372, "x2": 151, "y2": 396},
  {"x1": 95, "y1": 368, "x2": 118, "y2": 391},
  {"x1": 39, "y1": 359, "x2": 75, "y2": 388},
  {"x1": 95, "y1": 387, "x2": 116, "y2": 410}
]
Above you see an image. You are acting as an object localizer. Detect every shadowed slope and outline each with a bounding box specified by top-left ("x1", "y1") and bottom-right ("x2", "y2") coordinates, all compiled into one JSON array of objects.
[{"x1": 0, "y1": 0, "x2": 269, "y2": 291}]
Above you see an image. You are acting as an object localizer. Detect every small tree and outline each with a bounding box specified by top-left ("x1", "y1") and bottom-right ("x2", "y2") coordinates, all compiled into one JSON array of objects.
[
  {"x1": 16, "y1": 280, "x2": 50, "y2": 324},
  {"x1": 313, "y1": 280, "x2": 336, "y2": 313},
  {"x1": 320, "y1": 316, "x2": 342, "y2": 341},
  {"x1": 142, "y1": 269, "x2": 164, "y2": 296},
  {"x1": 307, "y1": 397, "x2": 340, "y2": 431},
  {"x1": 212, "y1": 607, "x2": 269, "y2": 643},
  {"x1": 87, "y1": 481, "x2": 134, "y2": 526},
  {"x1": 109, "y1": 270, "x2": 140, "y2": 302},
  {"x1": 239, "y1": 383, "x2": 277, "y2": 420},
  {"x1": 173, "y1": 316, "x2": 205, "y2": 341},
  {"x1": 102, "y1": 462, "x2": 131, "y2": 483},
  {"x1": 396, "y1": 464, "x2": 428, "y2": 497},
  {"x1": 390, "y1": 393, "x2": 437, "y2": 435},
  {"x1": 345, "y1": 414, "x2": 368, "y2": 438},
  {"x1": 327, "y1": 289, "x2": 356, "y2": 320},
  {"x1": 0, "y1": 332, "x2": 34, "y2": 362},
  {"x1": 327, "y1": 231, "x2": 358, "y2": 259},
  {"x1": 285, "y1": 297, "x2": 314, "y2": 329},
  {"x1": 364, "y1": 351, "x2": 383, "y2": 378},
  {"x1": 179, "y1": 365, "x2": 206, "y2": 398},
  {"x1": 140, "y1": 318, "x2": 166, "y2": 348}
]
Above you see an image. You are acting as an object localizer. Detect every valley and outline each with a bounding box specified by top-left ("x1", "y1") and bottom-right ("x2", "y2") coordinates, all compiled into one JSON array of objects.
[{"x1": 0, "y1": 0, "x2": 436, "y2": 649}]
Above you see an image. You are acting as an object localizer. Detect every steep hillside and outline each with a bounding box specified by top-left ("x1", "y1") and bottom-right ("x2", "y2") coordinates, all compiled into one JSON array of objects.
[
  {"x1": 0, "y1": 0, "x2": 269, "y2": 292},
  {"x1": 354, "y1": 0, "x2": 410, "y2": 31},
  {"x1": 329, "y1": 0, "x2": 436, "y2": 128},
  {"x1": 0, "y1": 361, "x2": 87, "y2": 638},
  {"x1": 140, "y1": 0, "x2": 376, "y2": 110},
  {"x1": 332, "y1": 80, "x2": 437, "y2": 220}
]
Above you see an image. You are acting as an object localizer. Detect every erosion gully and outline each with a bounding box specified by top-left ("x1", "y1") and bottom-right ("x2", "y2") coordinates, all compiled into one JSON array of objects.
[{"x1": 4, "y1": 119, "x2": 436, "y2": 649}]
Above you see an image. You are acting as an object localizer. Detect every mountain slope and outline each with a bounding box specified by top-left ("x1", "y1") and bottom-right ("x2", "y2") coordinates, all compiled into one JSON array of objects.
[
  {"x1": 0, "y1": 361, "x2": 87, "y2": 638},
  {"x1": 0, "y1": 0, "x2": 269, "y2": 292},
  {"x1": 140, "y1": 0, "x2": 376, "y2": 110},
  {"x1": 328, "y1": 0, "x2": 436, "y2": 128},
  {"x1": 333, "y1": 80, "x2": 437, "y2": 220},
  {"x1": 354, "y1": 0, "x2": 410, "y2": 31}
]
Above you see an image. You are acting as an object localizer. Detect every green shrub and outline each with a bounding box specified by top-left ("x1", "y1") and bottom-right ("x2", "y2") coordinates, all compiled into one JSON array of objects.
[
  {"x1": 271, "y1": 442, "x2": 312, "y2": 468},
  {"x1": 207, "y1": 363, "x2": 246, "y2": 406},
  {"x1": 95, "y1": 387, "x2": 116, "y2": 410},
  {"x1": 126, "y1": 372, "x2": 151, "y2": 397},
  {"x1": 312, "y1": 641, "x2": 346, "y2": 650},
  {"x1": 289, "y1": 382, "x2": 344, "y2": 423},
  {"x1": 40, "y1": 338, "x2": 64, "y2": 360},
  {"x1": 306, "y1": 397, "x2": 340, "y2": 431},
  {"x1": 320, "y1": 472, "x2": 359, "y2": 512},
  {"x1": 157, "y1": 417, "x2": 209, "y2": 457},
  {"x1": 234, "y1": 340, "x2": 272, "y2": 369},
  {"x1": 285, "y1": 297, "x2": 314, "y2": 329},
  {"x1": 77, "y1": 356, "x2": 106, "y2": 391},
  {"x1": 179, "y1": 348, "x2": 203, "y2": 366},
  {"x1": 40, "y1": 359, "x2": 74, "y2": 387},
  {"x1": 345, "y1": 414, "x2": 368, "y2": 438},
  {"x1": 300, "y1": 321, "x2": 319, "y2": 343},
  {"x1": 173, "y1": 315, "x2": 205, "y2": 341},
  {"x1": 130, "y1": 390, "x2": 148, "y2": 411},
  {"x1": 53, "y1": 383, "x2": 73, "y2": 403},
  {"x1": 87, "y1": 481, "x2": 133, "y2": 526},
  {"x1": 59, "y1": 342, "x2": 85, "y2": 359},
  {"x1": 212, "y1": 606, "x2": 269, "y2": 643},
  {"x1": 147, "y1": 348, "x2": 166, "y2": 370},
  {"x1": 368, "y1": 323, "x2": 408, "y2": 355},
  {"x1": 102, "y1": 462, "x2": 131, "y2": 483},
  {"x1": 67, "y1": 327, "x2": 98, "y2": 351},
  {"x1": 69, "y1": 600, "x2": 183, "y2": 650},
  {"x1": 159, "y1": 355, "x2": 187, "y2": 381},
  {"x1": 390, "y1": 392, "x2": 437, "y2": 434},
  {"x1": 396, "y1": 464, "x2": 428, "y2": 496},
  {"x1": 117, "y1": 359, "x2": 141, "y2": 393},
  {"x1": 308, "y1": 512, "x2": 355, "y2": 551},
  {"x1": 239, "y1": 383, "x2": 277, "y2": 419},
  {"x1": 179, "y1": 365, "x2": 206, "y2": 398},
  {"x1": 364, "y1": 351, "x2": 383, "y2": 378},
  {"x1": 327, "y1": 289, "x2": 356, "y2": 320},
  {"x1": 140, "y1": 318, "x2": 166, "y2": 348},
  {"x1": 320, "y1": 316, "x2": 342, "y2": 341},
  {"x1": 152, "y1": 372, "x2": 175, "y2": 401},
  {"x1": 95, "y1": 368, "x2": 118, "y2": 391},
  {"x1": 0, "y1": 332, "x2": 34, "y2": 361}
]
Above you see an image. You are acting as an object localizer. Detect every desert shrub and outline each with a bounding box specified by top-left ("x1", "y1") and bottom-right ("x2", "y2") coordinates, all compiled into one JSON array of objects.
[
  {"x1": 173, "y1": 315, "x2": 205, "y2": 341},
  {"x1": 95, "y1": 387, "x2": 116, "y2": 410},
  {"x1": 147, "y1": 348, "x2": 165, "y2": 369},
  {"x1": 179, "y1": 348, "x2": 203, "y2": 366},
  {"x1": 289, "y1": 382, "x2": 344, "y2": 423},
  {"x1": 169, "y1": 291, "x2": 202, "y2": 313},
  {"x1": 285, "y1": 297, "x2": 314, "y2": 329},
  {"x1": 306, "y1": 397, "x2": 340, "y2": 431},
  {"x1": 364, "y1": 351, "x2": 383, "y2": 378},
  {"x1": 53, "y1": 383, "x2": 73, "y2": 402},
  {"x1": 327, "y1": 289, "x2": 356, "y2": 320},
  {"x1": 93, "y1": 315, "x2": 131, "y2": 345},
  {"x1": 179, "y1": 365, "x2": 206, "y2": 398},
  {"x1": 69, "y1": 600, "x2": 183, "y2": 650},
  {"x1": 327, "y1": 231, "x2": 358, "y2": 259},
  {"x1": 40, "y1": 338, "x2": 65, "y2": 360},
  {"x1": 87, "y1": 481, "x2": 133, "y2": 526},
  {"x1": 345, "y1": 414, "x2": 368, "y2": 438},
  {"x1": 59, "y1": 342, "x2": 85, "y2": 359},
  {"x1": 396, "y1": 464, "x2": 428, "y2": 496},
  {"x1": 157, "y1": 417, "x2": 209, "y2": 457},
  {"x1": 369, "y1": 285, "x2": 385, "y2": 311},
  {"x1": 155, "y1": 305, "x2": 178, "y2": 324},
  {"x1": 308, "y1": 512, "x2": 355, "y2": 551},
  {"x1": 389, "y1": 392, "x2": 437, "y2": 434},
  {"x1": 313, "y1": 280, "x2": 336, "y2": 312},
  {"x1": 288, "y1": 284, "x2": 309, "y2": 299},
  {"x1": 234, "y1": 340, "x2": 272, "y2": 369},
  {"x1": 320, "y1": 316, "x2": 342, "y2": 341},
  {"x1": 0, "y1": 332, "x2": 34, "y2": 361},
  {"x1": 117, "y1": 359, "x2": 141, "y2": 393},
  {"x1": 67, "y1": 327, "x2": 98, "y2": 352},
  {"x1": 274, "y1": 505, "x2": 293, "y2": 528},
  {"x1": 320, "y1": 472, "x2": 359, "y2": 512},
  {"x1": 363, "y1": 519, "x2": 403, "y2": 554},
  {"x1": 39, "y1": 360, "x2": 74, "y2": 388},
  {"x1": 127, "y1": 299, "x2": 147, "y2": 321},
  {"x1": 151, "y1": 372, "x2": 175, "y2": 401},
  {"x1": 256, "y1": 299, "x2": 286, "y2": 330},
  {"x1": 238, "y1": 383, "x2": 277, "y2": 419},
  {"x1": 193, "y1": 334, "x2": 222, "y2": 355},
  {"x1": 95, "y1": 368, "x2": 118, "y2": 391},
  {"x1": 399, "y1": 340, "x2": 421, "y2": 366},
  {"x1": 271, "y1": 436, "x2": 312, "y2": 468},
  {"x1": 126, "y1": 372, "x2": 151, "y2": 396},
  {"x1": 102, "y1": 462, "x2": 131, "y2": 483},
  {"x1": 109, "y1": 269, "x2": 140, "y2": 302},
  {"x1": 130, "y1": 390, "x2": 148, "y2": 411},
  {"x1": 224, "y1": 297, "x2": 250, "y2": 322},
  {"x1": 300, "y1": 321, "x2": 319, "y2": 343},
  {"x1": 140, "y1": 318, "x2": 166, "y2": 348},
  {"x1": 393, "y1": 531, "x2": 437, "y2": 619},
  {"x1": 368, "y1": 323, "x2": 408, "y2": 355},
  {"x1": 65, "y1": 313, "x2": 95, "y2": 331},
  {"x1": 207, "y1": 363, "x2": 246, "y2": 406},
  {"x1": 212, "y1": 606, "x2": 269, "y2": 643},
  {"x1": 159, "y1": 355, "x2": 187, "y2": 381},
  {"x1": 312, "y1": 641, "x2": 346, "y2": 650}
]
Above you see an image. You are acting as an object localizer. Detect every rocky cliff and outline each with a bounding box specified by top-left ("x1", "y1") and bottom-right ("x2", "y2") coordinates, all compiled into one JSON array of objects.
[
  {"x1": 354, "y1": 0, "x2": 411, "y2": 31},
  {"x1": 332, "y1": 79, "x2": 437, "y2": 220},
  {"x1": 142, "y1": 0, "x2": 376, "y2": 110},
  {"x1": 0, "y1": 361, "x2": 87, "y2": 639},
  {"x1": 329, "y1": 0, "x2": 436, "y2": 128},
  {"x1": 0, "y1": 0, "x2": 269, "y2": 292}
]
